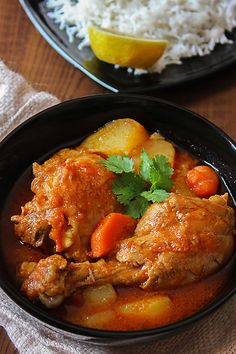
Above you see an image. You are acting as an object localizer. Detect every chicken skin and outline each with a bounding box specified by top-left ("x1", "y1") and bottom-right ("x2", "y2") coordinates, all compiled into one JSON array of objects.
[
  {"x1": 11, "y1": 148, "x2": 119, "y2": 261},
  {"x1": 19, "y1": 193, "x2": 235, "y2": 307}
]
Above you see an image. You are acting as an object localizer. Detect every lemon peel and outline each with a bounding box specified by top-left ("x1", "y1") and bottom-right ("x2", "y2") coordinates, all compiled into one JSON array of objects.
[{"x1": 88, "y1": 26, "x2": 168, "y2": 69}]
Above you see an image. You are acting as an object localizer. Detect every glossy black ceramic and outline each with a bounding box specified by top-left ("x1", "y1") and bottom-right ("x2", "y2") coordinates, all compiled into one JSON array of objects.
[
  {"x1": 0, "y1": 95, "x2": 236, "y2": 346},
  {"x1": 19, "y1": 0, "x2": 236, "y2": 93}
]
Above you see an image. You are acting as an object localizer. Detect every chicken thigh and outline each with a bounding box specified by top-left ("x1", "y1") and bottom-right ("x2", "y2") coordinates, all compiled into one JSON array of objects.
[
  {"x1": 19, "y1": 193, "x2": 235, "y2": 307},
  {"x1": 11, "y1": 148, "x2": 119, "y2": 261}
]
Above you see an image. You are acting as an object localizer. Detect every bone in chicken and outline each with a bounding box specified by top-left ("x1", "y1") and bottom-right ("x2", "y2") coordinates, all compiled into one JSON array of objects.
[
  {"x1": 19, "y1": 193, "x2": 235, "y2": 308},
  {"x1": 11, "y1": 148, "x2": 119, "y2": 261}
]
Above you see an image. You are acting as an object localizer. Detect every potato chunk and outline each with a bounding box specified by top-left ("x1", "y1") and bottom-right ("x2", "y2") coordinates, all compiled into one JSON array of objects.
[
  {"x1": 118, "y1": 295, "x2": 172, "y2": 319},
  {"x1": 131, "y1": 132, "x2": 175, "y2": 170},
  {"x1": 81, "y1": 118, "x2": 149, "y2": 155},
  {"x1": 81, "y1": 310, "x2": 115, "y2": 329},
  {"x1": 83, "y1": 284, "x2": 117, "y2": 307}
]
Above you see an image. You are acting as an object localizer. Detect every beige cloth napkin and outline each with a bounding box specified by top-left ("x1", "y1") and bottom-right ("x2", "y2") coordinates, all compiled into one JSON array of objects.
[{"x1": 0, "y1": 61, "x2": 236, "y2": 354}]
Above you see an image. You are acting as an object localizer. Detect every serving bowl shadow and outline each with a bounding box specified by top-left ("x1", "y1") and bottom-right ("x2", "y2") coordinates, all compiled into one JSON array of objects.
[{"x1": 0, "y1": 94, "x2": 235, "y2": 346}]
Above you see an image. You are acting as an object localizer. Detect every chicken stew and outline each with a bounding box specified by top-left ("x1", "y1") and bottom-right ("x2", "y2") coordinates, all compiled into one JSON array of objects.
[{"x1": 5, "y1": 118, "x2": 235, "y2": 330}]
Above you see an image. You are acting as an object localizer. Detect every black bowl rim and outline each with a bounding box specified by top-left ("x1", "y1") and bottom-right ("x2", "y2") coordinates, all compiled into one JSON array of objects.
[{"x1": 0, "y1": 93, "x2": 236, "y2": 341}]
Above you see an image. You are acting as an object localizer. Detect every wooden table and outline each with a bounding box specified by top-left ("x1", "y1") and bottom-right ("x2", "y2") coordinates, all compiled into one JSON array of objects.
[{"x1": 0, "y1": 0, "x2": 236, "y2": 352}]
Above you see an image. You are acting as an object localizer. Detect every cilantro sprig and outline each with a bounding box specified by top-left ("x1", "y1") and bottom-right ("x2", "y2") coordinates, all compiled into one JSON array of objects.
[
  {"x1": 101, "y1": 155, "x2": 134, "y2": 174},
  {"x1": 100, "y1": 151, "x2": 173, "y2": 219}
]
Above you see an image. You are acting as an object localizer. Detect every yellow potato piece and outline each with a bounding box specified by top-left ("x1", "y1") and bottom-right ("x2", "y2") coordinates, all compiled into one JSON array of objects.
[
  {"x1": 83, "y1": 284, "x2": 117, "y2": 307},
  {"x1": 82, "y1": 310, "x2": 115, "y2": 329},
  {"x1": 80, "y1": 118, "x2": 149, "y2": 156},
  {"x1": 118, "y1": 295, "x2": 172, "y2": 319},
  {"x1": 131, "y1": 132, "x2": 175, "y2": 171}
]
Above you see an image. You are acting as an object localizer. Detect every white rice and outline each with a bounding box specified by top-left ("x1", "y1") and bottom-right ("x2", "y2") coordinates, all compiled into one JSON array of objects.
[{"x1": 46, "y1": 0, "x2": 236, "y2": 74}]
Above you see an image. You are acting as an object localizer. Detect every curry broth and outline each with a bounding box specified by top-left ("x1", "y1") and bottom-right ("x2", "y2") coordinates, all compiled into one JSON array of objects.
[
  {"x1": 0, "y1": 150, "x2": 230, "y2": 331},
  {"x1": 54, "y1": 270, "x2": 227, "y2": 331}
]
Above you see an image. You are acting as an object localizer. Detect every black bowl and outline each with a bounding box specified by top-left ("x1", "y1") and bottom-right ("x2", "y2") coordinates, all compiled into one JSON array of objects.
[{"x1": 0, "y1": 94, "x2": 235, "y2": 346}]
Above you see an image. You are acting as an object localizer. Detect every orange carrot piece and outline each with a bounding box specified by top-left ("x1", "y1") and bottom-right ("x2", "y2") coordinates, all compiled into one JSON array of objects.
[
  {"x1": 91, "y1": 213, "x2": 137, "y2": 258},
  {"x1": 186, "y1": 165, "x2": 219, "y2": 198}
]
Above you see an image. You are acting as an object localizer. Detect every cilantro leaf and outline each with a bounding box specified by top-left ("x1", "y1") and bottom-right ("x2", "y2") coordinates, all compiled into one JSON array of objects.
[
  {"x1": 100, "y1": 155, "x2": 134, "y2": 174},
  {"x1": 100, "y1": 149, "x2": 174, "y2": 219},
  {"x1": 140, "y1": 151, "x2": 173, "y2": 191},
  {"x1": 124, "y1": 196, "x2": 149, "y2": 219},
  {"x1": 149, "y1": 155, "x2": 173, "y2": 191},
  {"x1": 141, "y1": 189, "x2": 170, "y2": 203},
  {"x1": 153, "y1": 155, "x2": 173, "y2": 177},
  {"x1": 112, "y1": 173, "x2": 146, "y2": 206},
  {"x1": 139, "y1": 149, "x2": 152, "y2": 181}
]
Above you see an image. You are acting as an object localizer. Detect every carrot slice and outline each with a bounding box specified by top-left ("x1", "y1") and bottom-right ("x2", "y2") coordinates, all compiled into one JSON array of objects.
[
  {"x1": 91, "y1": 213, "x2": 137, "y2": 258},
  {"x1": 186, "y1": 165, "x2": 219, "y2": 198}
]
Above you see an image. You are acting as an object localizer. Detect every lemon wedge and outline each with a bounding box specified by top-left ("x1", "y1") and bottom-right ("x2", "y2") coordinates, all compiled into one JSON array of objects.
[{"x1": 88, "y1": 26, "x2": 168, "y2": 69}]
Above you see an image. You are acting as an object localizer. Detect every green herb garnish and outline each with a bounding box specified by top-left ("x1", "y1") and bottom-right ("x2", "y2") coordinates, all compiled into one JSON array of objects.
[
  {"x1": 100, "y1": 150, "x2": 173, "y2": 219},
  {"x1": 101, "y1": 155, "x2": 134, "y2": 174}
]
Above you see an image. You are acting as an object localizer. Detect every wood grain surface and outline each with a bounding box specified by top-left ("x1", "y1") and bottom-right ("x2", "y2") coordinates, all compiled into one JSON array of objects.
[
  {"x1": 0, "y1": 0, "x2": 236, "y2": 353},
  {"x1": 0, "y1": 328, "x2": 17, "y2": 354}
]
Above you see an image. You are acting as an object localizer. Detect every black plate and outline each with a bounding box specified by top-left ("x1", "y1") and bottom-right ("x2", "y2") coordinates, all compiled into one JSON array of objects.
[
  {"x1": 0, "y1": 94, "x2": 236, "y2": 346},
  {"x1": 19, "y1": 0, "x2": 236, "y2": 93}
]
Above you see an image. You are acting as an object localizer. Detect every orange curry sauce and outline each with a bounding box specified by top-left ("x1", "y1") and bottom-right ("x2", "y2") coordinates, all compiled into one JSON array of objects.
[
  {"x1": 54, "y1": 269, "x2": 227, "y2": 331},
  {"x1": 1, "y1": 150, "x2": 230, "y2": 331}
]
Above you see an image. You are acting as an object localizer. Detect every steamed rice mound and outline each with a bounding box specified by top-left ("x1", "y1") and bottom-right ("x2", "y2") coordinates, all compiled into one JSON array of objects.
[{"x1": 47, "y1": 0, "x2": 236, "y2": 73}]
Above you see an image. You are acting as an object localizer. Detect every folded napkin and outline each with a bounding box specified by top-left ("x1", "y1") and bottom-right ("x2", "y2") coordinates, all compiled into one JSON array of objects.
[{"x1": 0, "y1": 61, "x2": 235, "y2": 354}]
